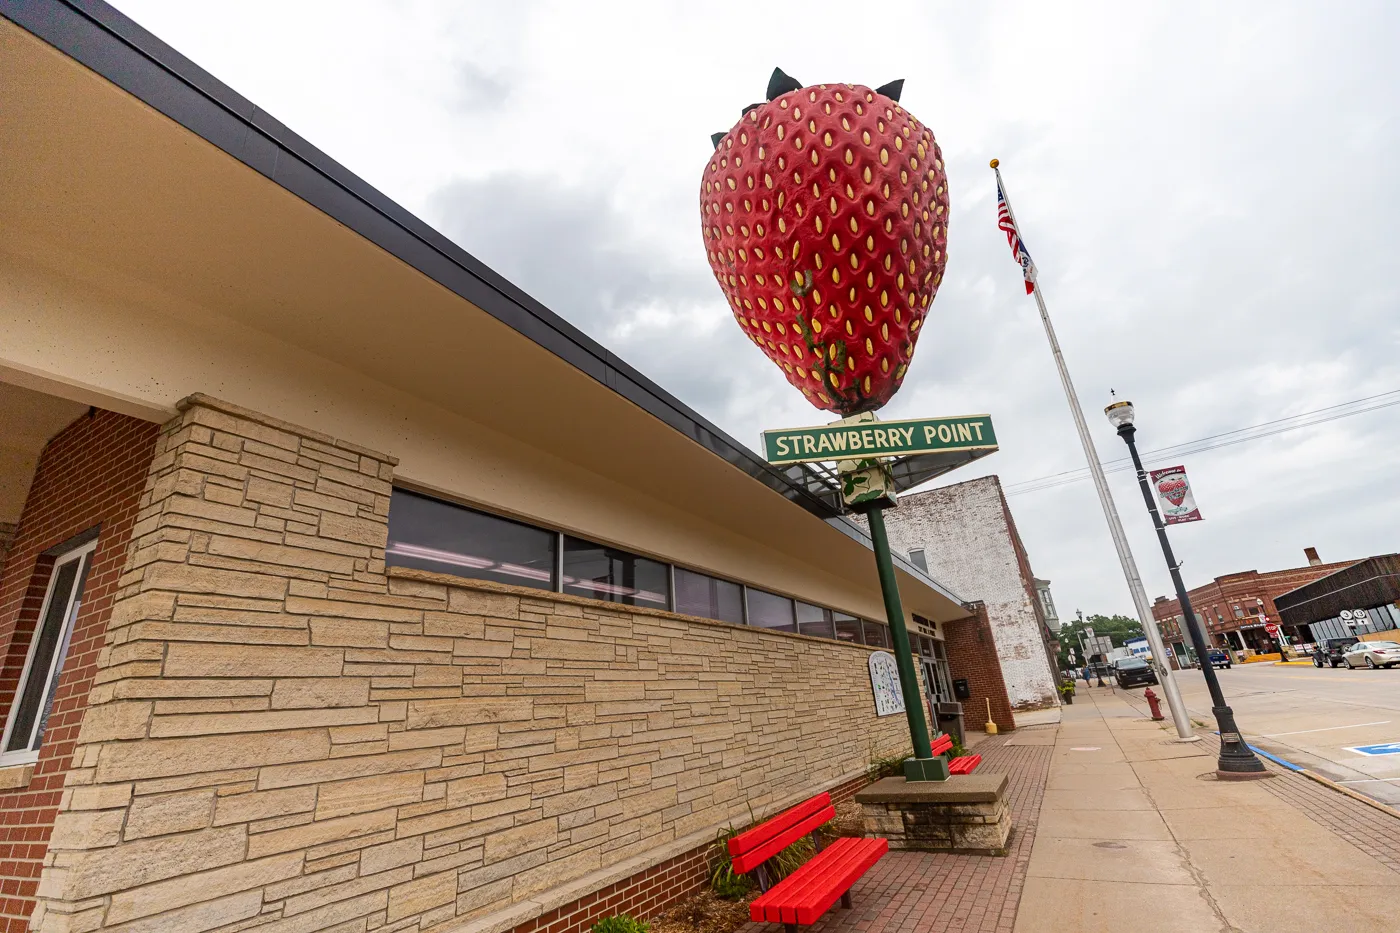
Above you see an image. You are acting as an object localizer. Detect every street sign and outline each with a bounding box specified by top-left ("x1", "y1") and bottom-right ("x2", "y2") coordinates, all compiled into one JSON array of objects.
[
  {"x1": 1346, "y1": 742, "x2": 1400, "y2": 757},
  {"x1": 763, "y1": 414, "x2": 997, "y2": 465},
  {"x1": 1264, "y1": 622, "x2": 1279, "y2": 637}
]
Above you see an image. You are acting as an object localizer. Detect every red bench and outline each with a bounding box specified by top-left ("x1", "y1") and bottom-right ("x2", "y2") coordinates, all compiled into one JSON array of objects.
[
  {"x1": 929, "y1": 733, "x2": 953, "y2": 758},
  {"x1": 948, "y1": 754, "x2": 982, "y2": 775},
  {"x1": 729, "y1": 792, "x2": 888, "y2": 932}
]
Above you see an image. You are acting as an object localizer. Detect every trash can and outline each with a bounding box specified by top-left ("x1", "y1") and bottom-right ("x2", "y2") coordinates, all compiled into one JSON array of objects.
[{"x1": 935, "y1": 701, "x2": 965, "y2": 748}]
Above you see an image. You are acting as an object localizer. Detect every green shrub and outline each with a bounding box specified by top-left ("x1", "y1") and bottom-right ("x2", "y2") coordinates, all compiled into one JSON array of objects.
[
  {"x1": 591, "y1": 915, "x2": 649, "y2": 933},
  {"x1": 705, "y1": 810, "x2": 828, "y2": 899},
  {"x1": 772, "y1": 835, "x2": 815, "y2": 880},
  {"x1": 867, "y1": 744, "x2": 909, "y2": 782},
  {"x1": 707, "y1": 825, "x2": 753, "y2": 899}
]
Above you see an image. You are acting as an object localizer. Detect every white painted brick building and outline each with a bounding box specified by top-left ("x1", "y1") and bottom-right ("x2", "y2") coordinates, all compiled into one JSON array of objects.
[{"x1": 867, "y1": 476, "x2": 1061, "y2": 709}]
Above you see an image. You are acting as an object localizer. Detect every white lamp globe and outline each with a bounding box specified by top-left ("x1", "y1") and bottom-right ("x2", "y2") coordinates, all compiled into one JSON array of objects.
[{"x1": 1105, "y1": 400, "x2": 1136, "y2": 429}]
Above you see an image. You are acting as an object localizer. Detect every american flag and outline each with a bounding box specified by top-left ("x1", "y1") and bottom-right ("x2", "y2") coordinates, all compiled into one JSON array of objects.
[{"x1": 996, "y1": 181, "x2": 1037, "y2": 295}]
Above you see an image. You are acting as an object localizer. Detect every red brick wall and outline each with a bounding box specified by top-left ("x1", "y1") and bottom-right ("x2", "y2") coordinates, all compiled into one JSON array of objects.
[
  {"x1": 0, "y1": 408, "x2": 158, "y2": 931},
  {"x1": 943, "y1": 602, "x2": 1015, "y2": 732},
  {"x1": 506, "y1": 772, "x2": 871, "y2": 933}
]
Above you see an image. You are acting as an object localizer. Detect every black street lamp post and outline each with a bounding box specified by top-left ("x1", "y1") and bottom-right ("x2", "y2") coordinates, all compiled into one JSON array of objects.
[{"x1": 1105, "y1": 401, "x2": 1268, "y2": 779}]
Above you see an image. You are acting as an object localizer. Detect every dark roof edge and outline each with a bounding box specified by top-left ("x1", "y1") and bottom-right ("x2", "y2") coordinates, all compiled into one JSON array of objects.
[{"x1": 4, "y1": 0, "x2": 840, "y2": 519}]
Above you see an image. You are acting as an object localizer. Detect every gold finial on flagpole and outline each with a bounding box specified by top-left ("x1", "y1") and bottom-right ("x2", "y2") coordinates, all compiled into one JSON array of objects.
[{"x1": 989, "y1": 158, "x2": 999, "y2": 168}]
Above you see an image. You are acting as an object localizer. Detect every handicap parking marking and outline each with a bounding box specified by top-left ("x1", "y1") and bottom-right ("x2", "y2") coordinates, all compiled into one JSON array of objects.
[{"x1": 1344, "y1": 741, "x2": 1400, "y2": 757}]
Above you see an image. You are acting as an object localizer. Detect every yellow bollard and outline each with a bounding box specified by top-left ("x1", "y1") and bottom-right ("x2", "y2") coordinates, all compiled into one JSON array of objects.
[{"x1": 985, "y1": 697, "x2": 998, "y2": 735}]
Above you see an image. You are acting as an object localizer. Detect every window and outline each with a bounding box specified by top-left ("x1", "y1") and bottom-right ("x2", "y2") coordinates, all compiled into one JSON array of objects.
[
  {"x1": 385, "y1": 489, "x2": 905, "y2": 651},
  {"x1": 562, "y1": 537, "x2": 669, "y2": 609},
  {"x1": 1, "y1": 539, "x2": 96, "y2": 764},
  {"x1": 673, "y1": 568, "x2": 744, "y2": 625},
  {"x1": 386, "y1": 490, "x2": 556, "y2": 591},
  {"x1": 833, "y1": 612, "x2": 863, "y2": 645},
  {"x1": 795, "y1": 602, "x2": 834, "y2": 639},
  {"x1": 747, "y1": 589, "x2": 795, "y2": 632},
  {"x1": 1232, "y1": 605, "x2": 1243, "y2": 619},
  {"x1": 863, "y1": 619, "x2": 891, "y2": 648}
]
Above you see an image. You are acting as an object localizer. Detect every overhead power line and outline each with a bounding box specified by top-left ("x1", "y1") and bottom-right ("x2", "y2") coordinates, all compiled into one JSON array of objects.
[{"x1": 1004, "y1": 389, "x2": 1400, "y2": 497}]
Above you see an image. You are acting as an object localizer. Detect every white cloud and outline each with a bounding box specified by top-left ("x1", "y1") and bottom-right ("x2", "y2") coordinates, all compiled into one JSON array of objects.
[{"x1": 113, "y1": 0, "x2": 1400, "y2": 619}]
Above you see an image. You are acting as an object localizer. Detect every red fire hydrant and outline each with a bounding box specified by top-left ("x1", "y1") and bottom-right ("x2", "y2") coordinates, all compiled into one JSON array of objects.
[{"x1": 1143, "y1": 687, "x2": 1164, "y2": 721}]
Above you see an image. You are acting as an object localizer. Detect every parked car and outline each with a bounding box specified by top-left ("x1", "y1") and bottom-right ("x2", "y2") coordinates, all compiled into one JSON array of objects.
[
  {"x1": 1113, "y1": 657, "x2": 1159, "y2": 688},
  {"x1": 1313, "y1": 637, "x2": 1360, "y2": 668},
  {"x1": 1206, "y1": 648, "x2": 1232, "y2": 670},
  {"x1": 1342, "y1": 641, "x2": 1400, "y2": 670}
]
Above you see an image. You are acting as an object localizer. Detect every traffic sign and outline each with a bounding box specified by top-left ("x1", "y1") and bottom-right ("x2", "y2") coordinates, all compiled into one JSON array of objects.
[
  {"x1": 1264, "y1": 622, "x2": 1279, "y2": 637},
  {"x1": 763, "y1": 413, "x2": 997, "y2": 465}
]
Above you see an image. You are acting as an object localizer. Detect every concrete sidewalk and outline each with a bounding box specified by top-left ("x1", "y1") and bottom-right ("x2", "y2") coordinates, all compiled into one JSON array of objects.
[{"x1": 1015, "y1": 687, "x2": 1400, "y2": 933}]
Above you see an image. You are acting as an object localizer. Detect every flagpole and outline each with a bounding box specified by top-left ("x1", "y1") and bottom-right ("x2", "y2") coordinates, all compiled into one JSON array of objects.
[{"x1": 990, "y1": 159, "x2": 1195, "y2": 741}]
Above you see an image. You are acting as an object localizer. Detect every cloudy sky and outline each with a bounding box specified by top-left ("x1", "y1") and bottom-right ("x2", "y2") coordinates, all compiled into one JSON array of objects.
[{"x1": 115, "y1": 1, "x2": 1399, "y2": 622}]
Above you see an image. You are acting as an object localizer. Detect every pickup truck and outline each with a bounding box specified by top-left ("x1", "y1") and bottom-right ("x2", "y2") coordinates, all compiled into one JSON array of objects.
[{"x1": 1206, "y1": 648, "x2": 1232, "y2": 670}]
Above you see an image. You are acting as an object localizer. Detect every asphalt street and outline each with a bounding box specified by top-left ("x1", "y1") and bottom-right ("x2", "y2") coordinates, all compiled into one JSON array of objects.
[{"x1": 1119, "y1": 662, "x2": 1400, "y2": 806}]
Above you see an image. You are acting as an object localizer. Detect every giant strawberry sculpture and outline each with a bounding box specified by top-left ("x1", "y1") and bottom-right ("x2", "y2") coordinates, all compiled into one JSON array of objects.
[{"x1": 701, "y1": 68, "x2": 949, "y2": 415}]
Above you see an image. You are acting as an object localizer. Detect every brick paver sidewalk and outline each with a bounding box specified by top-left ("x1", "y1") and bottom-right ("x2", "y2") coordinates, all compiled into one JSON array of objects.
[{"x1": 739, "y1": 728, "x2": 1055, "y2": 933}]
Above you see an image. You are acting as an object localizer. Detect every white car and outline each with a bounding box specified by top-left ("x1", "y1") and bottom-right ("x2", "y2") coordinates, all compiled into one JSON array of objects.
[{"x1": 1342, "y1": 641, "x2": 1400, "y2": 670}]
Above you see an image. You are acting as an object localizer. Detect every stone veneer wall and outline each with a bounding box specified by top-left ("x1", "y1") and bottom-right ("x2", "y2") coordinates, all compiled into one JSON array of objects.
[{"x1": 32, "y1": 396, "x2": 915, "y2": 933}]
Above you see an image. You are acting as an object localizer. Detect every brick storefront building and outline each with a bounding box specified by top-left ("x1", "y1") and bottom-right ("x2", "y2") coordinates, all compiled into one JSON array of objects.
[{"x1": 1151, "y1": 547, "x2": 1357, "y2": 658}]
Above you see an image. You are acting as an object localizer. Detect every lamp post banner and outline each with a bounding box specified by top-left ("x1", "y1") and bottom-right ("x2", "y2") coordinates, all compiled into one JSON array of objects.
[{"x1": 1148, "y1": 465, "x2": 1202, "y2": 524}]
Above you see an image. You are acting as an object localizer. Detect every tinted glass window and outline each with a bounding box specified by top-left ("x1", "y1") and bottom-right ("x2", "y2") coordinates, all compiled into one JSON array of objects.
[
  {"x1": 386, "y1": 490, "x2": 555, "y2": 591},
  {"x1": 562, "y1": 537, "x2": 669, "y2": 609},
  {"x1": 1117, "y1": 658, "x2": 1148, "y2": 669},
  {"x1": 863, "y1": 620, "x2": 890, "y2": 648},
  {"x1": 833, "y1": 613, "x2": 863, "y2": 645},
  {"x1": 796, "y1": 602, "x2": 833, "y2": 639},
  {"x1": 747, "y1": 589, "x2": 795, "y2": 632},
  {"x1": 674, "y1": 568, "x2": 744, "y2": 624}
]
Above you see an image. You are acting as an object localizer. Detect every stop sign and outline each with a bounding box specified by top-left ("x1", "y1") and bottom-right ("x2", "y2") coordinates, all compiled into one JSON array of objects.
[{"x1": 1264, "y1": 622, "x2": 1280, "y2": 636}]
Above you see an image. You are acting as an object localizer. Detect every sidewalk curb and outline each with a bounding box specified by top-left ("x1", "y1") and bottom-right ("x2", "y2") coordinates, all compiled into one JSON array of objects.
[{"x1": 1297, "y1": 769, "x2": 1400, "y2": 821}]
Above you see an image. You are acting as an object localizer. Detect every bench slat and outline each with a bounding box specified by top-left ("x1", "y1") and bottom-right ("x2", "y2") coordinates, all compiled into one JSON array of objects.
[
  {"x1": 748, "y1": 837, "x2": 888, "y2": 924},
  {"x1": 750, "y1": 839, "x2": 861, "y2": 922},
  {"x1": 948, "y1": 754, "x2": 982, "y2": 775},
  {"x1": 794, "y1": 838, "x2": 888, "y2": 924},
  {"x1": 728, "y1": 793, "x2": 831, "y2": 858},
  {"x1": 730, "y1": 804, "x2": 836, "y2": 874},
  {"x1": 779, "y1": 839, "x2": 876, "y2": 924},
  {"x1": 930, "y1": 733, "x2": 953, "y2": 756}
]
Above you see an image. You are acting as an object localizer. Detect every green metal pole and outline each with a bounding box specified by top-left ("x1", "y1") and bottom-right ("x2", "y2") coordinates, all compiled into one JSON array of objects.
[{"x1": 867, "y1": 505, "x2": 934, "y2": 760}]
